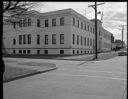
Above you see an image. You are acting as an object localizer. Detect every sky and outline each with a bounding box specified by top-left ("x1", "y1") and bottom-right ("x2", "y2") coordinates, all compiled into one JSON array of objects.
[{"x1": 33, "y1": 2, "x2": 127, "y2": 45}]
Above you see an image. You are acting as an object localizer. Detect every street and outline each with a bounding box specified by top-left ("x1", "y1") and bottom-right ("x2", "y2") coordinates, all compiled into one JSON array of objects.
[{"x1": 3, "y1": 56, "x2": 127, "y2": 99}]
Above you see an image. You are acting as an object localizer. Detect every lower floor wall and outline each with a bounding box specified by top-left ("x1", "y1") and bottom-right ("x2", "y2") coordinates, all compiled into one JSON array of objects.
[{"x1": 3, "y1": 48, "x2": 96, "y2": 55}]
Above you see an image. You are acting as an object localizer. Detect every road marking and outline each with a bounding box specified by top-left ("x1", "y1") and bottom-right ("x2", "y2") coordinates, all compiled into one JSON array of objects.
[
  {"x1": 58, "y1": 69, "x2": 126, "y2": 74},
  {"x1": 46, "y1": 73, "x2": 127, "y2": 81}
]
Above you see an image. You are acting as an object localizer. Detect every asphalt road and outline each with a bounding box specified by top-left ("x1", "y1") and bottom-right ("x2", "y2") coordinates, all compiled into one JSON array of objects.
[{"x1": 3, "y1": 56, "x2": 127, "y2": 99}]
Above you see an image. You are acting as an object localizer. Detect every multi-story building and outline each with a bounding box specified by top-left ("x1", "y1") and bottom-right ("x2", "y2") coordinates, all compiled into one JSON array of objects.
[{"x1": 3, "y1": 8, "x2": 112, "y2": 55}]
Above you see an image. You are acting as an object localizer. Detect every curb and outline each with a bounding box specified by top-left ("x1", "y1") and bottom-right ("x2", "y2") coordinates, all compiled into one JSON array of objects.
[{"x1": 3, "y1": 66, "x2": 58, "y2": 83}]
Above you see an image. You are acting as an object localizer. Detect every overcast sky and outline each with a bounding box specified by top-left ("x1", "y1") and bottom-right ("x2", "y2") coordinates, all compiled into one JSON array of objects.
[{"x1": 33, "y1": 2, "x2": 127, "y2": 44}]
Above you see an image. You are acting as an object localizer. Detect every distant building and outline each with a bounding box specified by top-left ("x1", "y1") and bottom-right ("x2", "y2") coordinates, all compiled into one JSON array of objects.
[
  {"x1": 3, "y1": 8, "x2": 112, "y2": 55},
  {"x1": 114, "y1": 39, "x2": 126, "y2": 48}
]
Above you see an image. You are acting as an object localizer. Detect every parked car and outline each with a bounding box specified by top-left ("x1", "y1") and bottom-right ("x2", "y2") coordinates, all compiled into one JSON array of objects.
[{"x1": 118, "y1": 50, "x2": 127, "y2": 56}]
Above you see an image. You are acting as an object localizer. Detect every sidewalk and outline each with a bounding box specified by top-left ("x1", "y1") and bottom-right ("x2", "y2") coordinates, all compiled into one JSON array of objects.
[
  {"x1": 56, "y1": 51, "x2": 118, "y2": 61},
  {"x1": 3, "y1": 59, "x2": 57, "y2": 83}
]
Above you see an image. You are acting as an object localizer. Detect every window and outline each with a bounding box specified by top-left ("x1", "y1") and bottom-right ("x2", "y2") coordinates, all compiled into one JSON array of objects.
[
  {"x1": 93, "y1": 39, "x2": 94, "y2": 47},
  {"x1": 23, "y1": 35, "x2": 26, "y2": 44},
  {"x1": 60, "y1": 50, "x2": 64, "y2": 54},
  {"x1": 13, "y1": 22, "x2": 16, "y2": 28},
  {"x1": 87, "y1": 38, "x2": 89, "y2": 46},
  {"x1": 44, "y1": 50, "x2": 48, "y2": 54},
  {"x1": 93, "y1": 28, "x2": 94, "y2": 33},
  {"x1": 81, "y1": 36, "x2": 83, "y2": 45},
  {"x1": 73, "y1": 18, "x2": 75, "y2": 26},
  {"x1": 52, "y1": 34, "x2": 56, "y2": 44},
  {"x1": 84, "y1": 24, "x2": 86, "y2": 30},
  {"x1": 19, "y1": 20, "x2": 22, "y2": 27},
  {"x1": 81, "y1": 51, "x2": 82, "y2": 54},
  {"x1": 13, "y1": 50, "x2": 15, "y2": 54},
  {"x1": 81, "y1": 22, "x2": 83, "y2": 29},
  {"x1": 52, "y1": 18, "x2": 56, "y2": 26},
  {"x1": 23, "y1": 19, "x2": 26, "y2": 27},
  {"x1": 90, "y1": 27, "x2": 92, "y2": 33},
  {"x1": 84, "y1": 51, "x2": 86, "y2": 54},
  {"x1": 28, "y1": 34, "x2": 31, "y2": 44},
  {"x1": 37, "y1": 19, "x2": 40, "y2": 27},
  {"x1": 60, "y1": 34, "x2": 64, "y2": 44},
  {"x1": 73, "y1": 50, "x2": 75, "y2": 54},
  {"x1": 77, "y1": 35, "x2": 79, "y2": 45},
  {"x1": 77, "y1": 50, "x2": 79, "y2": 54},
  {"x1": 77, "y1": 20, "x2": 79, "y2": 28},
  {"x1": 84, "y1": 37, "x2": 86, "y2": 46},
  {"x1": 37, "y1": 35, "x2": 39, "y2": 44},
  {"x1": 19, "y1": 50, "x2": 22, "y2": 54},
  {"x1": 45, "y1": 19, "x2": 48, "y2": 27},
  {"x1": 19, "y1": 35, "x2": 22, "y2": 45},
  {"x1": 60, "y1": 17, "x2": 64, "y2": 26},
  {"x1": 27, "y1": 50, "x2": 31, "y2": 54},
  {"x1": 73, "y1": 34, "x2": 75, "y2": 45},
  {"x1": 37, "y1": 50, "x2": 40, "y2": 54},
  {"x1": 23, "y1": 50, "x2": 26, "y2": 54},
  {"x1": 28, "y1": 19, "x2": 31, "y2": 26},
  {"x1": 88, "y1": 25, "x2": 89, "y2": 32},
  {"x1": 90, "y1": 38, "x2": 92, "y2": 46},
  {"x1": 45, "y1": 35, "x2": 48, "y2": 45},
  {"x1": 13, "y1": 39, "x2": 16, "y2": 45}
]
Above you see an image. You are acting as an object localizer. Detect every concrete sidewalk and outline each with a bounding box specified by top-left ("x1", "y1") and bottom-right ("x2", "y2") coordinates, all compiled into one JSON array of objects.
[
  {"x1": 3, "y1": 59, "x2": 58, "y2": 82},
  {"x1": 56, "y1": 51, "x2": 118, "y2": 61}
]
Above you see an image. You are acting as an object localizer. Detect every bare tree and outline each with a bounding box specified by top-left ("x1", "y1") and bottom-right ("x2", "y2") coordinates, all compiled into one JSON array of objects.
[{"x1": 2, "y1": 1, "x2": 39, "y2": 74}]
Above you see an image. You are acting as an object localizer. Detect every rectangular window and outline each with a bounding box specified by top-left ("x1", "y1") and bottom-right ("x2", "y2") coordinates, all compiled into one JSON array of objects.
[
  {"x1": 13, "y1": 39, "x2": 16, "y2": 45},
  {"x1": 19, "y1": 35, "x2": 22, "y2": 45},
  {"x1": 19, "y1": 20, "x2": 22, "y2": 27},
  {"x1": 23, "y1": 50, "x2": 26, "y2": 54},
  {"x1": 73, "y1": 34, "x2": 75, "y2": 45},
  {"x1": 13, "y1": 50, "x2": 15, "y2": 54},
  {"x1": 77, "y1": 35, "x2": 79, "y2": 45},
  {"x1": 37, "y1": 35, "x2": 40, "y2": 44},
  {"x1": 45, "y1": 19, "x2": 48, "y2": 27},
  {"x1": 81, "y1": 22, "x2": 83, "y2": 29},
  {"x1": 84, "y1": 24, "x2": 86, "y2": 30},
  {"x1": 37, "y1": 50, "x2": 40, "y2": 54},
  {"x1": 90, "y1": 27, "x2": 92, "y2": 33},
  {"x1": 60, "y1": 50, "x2": 64, "y2": 54},
  {"x1": 27, "y1": 50, "x2": 31, "y2": 54},
  {"x1": 28, "y1": 19, "x2": 31, "y2": 26},
  {"x1": 44, "y1": 50, "x2": 48, "y2": 54},
  {"x1": 60, "y1": 17, "x2": 64, "y2": 26},
  {"x1": 84, "y1": 37, "x2": 86, "y2": 46},
  {"x1": 23, "y1": 19, "x2": 26, "y2": 27},
  {"x1": 88, "y1": 25, "x2": 89, "y2": 32},
  {"x1": 45, "y1": 35, "x2": 48, "y2": 45},
  {"x1": 13, "y1": 22, "x2": 16, "y2": 28},
  {"x1": 28, "y1": 34, "x2": 31, "y2": 44},
  {"x1": 52, "y1": 18, "x2": 56, "y2": 26},
  {"x1": 93, "y1": 28, "x2": 94, "y2": 33},
  {"x1": 23, "y1": 35, "x2": 26, "y2": 44},
  {"x1": 87, "y1": 38, "x2": 89, "y2": 46},
  {"x1": 37, "y1": 19, "x2": 40, "y2": 27},
  {"x1": 77, "y1": 20, "x2": 79, "y2": 28},
  {"x1": 90, "y1": 38, "x2": 92, "y2": 46},
  {"x1": 73, "y1": 50, "x2": 75, "y2": 54},
  {"x1": 81, "y1": 36, "x2": 83, "y2": 45},
  {"x1": 60, "y1": 34, "x2": 64, "y2": 44},
  {"x1": 19, "y1": 50, "x2": 22, "y2": 54},
  {"x1": 73, "y1": 18, "x2": 75, "y2": 26},
  {"x1": 93, "y1": 39, "x2": 94, "y2": 47},
  {"x1": 52, "y1": 34, "x2": 56, "y2": 44}
]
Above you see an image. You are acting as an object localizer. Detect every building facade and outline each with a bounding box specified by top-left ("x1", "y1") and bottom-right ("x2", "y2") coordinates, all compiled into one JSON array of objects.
[{"x1": 3, "y1": 9, "x2": 112, "y2": 55}]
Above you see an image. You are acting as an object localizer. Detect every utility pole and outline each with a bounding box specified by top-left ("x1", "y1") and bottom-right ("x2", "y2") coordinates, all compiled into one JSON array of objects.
[
  {"x1": 88, "y1": 2, "x2": 105, "y2": 59},
  {"x1": 119, "y1": 25, "x2": 127, "y2": 48}
]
